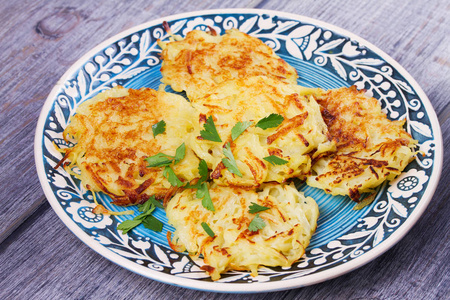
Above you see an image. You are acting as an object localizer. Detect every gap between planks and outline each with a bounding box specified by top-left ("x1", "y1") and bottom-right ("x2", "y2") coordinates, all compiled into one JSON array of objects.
[{"x1": 0, "y1": 197, "x2": 48, "y2": 245}]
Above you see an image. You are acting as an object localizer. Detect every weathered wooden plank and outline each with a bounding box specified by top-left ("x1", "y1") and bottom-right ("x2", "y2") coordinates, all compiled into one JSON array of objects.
[{"x1": 0, "y1": 202, "x2": 288, "y2": 299}]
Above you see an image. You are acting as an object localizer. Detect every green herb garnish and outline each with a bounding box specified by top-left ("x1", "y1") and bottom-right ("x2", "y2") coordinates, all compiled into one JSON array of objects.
[
  {"x1": 117, "y1": 219, "x2": 142, "y2": 234},
  {"x1": 152, "y1": 120, "x2": 166, "y2": 137},
  {"x1": 248, "y1": 214, "x2": 266, "y2": 232},
  {"x1": 149, "y1": 196, "x2": 164, "y2": 209},
  {"x1": 173, "y1": 143, "x2": 186, "y2": 165},
  {"x1": 263, "y1": 155, "x2": 289, "y2": 165},
  {"x1": 138, "y1": 198, "x2": 152, "y2": 212},
  {"x1": 145, "y1": 142, "x2": 186, "y2": 168},
  {"x1": 118, "y1": 198, "x2": 162, "y2": 234},
  {"x1": 231, "y1": 121, "x2": 253, "y2": 141},
  {"x1": 139, "y1": 195, "x2": 163, "y2": 210},
  {"x1": 197, "y1": 182, "x2": 215, "y2": 211},
  {"x1": 184, "y1": 159, "x2": 209, "y2": 189},
  {"x1": 163, "y1": 166, "x2": 184, "y2": 187},
  {"x1": 201, "y1": 222, "x2": 215, "y2": 237},
  {"x1": 222, "y1": 142, "x2": 242, "y2": 177},
  {"x1": 145, "y1": 153, "x2": 174, "y2": 168},
  {"x1": 135, "y1": 205, "x2": 155, "y2": 220},
  {"x1": 200, "y1": 116, "x2": 222, "y2": 142},
  {"x1": 198, "y1": 159, "x2": 209, "y2": 182},
  {"x1": 248, "y1": 202, "x2": 270, "y2": 214},
  {"x1": 142, "y1": 215, "x2": 163, "y2": 232},
  {"x1": 255, "y1": 113, "x2": 284, "y2": 130}
]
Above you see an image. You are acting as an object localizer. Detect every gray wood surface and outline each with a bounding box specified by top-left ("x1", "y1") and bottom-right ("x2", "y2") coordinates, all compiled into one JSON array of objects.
[{"x1": 0, "y1": 0, "x2": 448, "y2": 299}]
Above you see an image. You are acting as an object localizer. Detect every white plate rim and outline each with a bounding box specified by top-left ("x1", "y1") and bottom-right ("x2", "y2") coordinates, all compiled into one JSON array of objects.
[{"x1": 34, "y1": 8, "x2": 443, "y2": 293}]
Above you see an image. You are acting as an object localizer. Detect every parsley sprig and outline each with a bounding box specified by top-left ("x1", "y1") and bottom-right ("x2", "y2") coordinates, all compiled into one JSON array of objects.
[
  {"x1": 145, "y1": 143, "x2": 186, "y2": 187},
  {"x1": 184, "y1": 160, "x2": 214, "y2": 211},
  {"x1": 263, "y1": 155, "x2": 289, "y2": 165},
  {"x1": 248, "y1": 202, "x2": 269, "y2": 232},
  {"x1": 117, "y1": 196, "x2": 164, "y2": 234},
  {"x1": 147, "y1": 145, "x2": 214, "y2": 211},
  {"x1": 152, "y1": 120, "x2": 166, "y2": 137},
  {"x1": 200, "y1": 116, "x2": 222, "y2": 142},
  {"x1": 255, "y1": 113, "x2": 284, "y2": 130},
  {"x1": 222, "y1": 142, "x2": 242, "y2": 177},
  {"x1": 184, "y1": 159, "x2": 209, "y2": 189},
  {"x1": 248, "y1": 214, "x2": 266, "y2": 232},
  {"x1": 144, "y1": 153, "x2": 174, "y2": 167},
  {"x1": 197, "y1": 182, "x2": 215, "y2": 211},
  {"x1": 145, "y1": 143, "x2": 186, "y2": 168},
  {"x1": 174, "y1": 143, "x2": 186, "y2": 165},
  {"x1": 201, "y1": 222, "x2": 215, "y2": 237},
  {"x1": 248, "y1": 202, "x2": 270, "y2": 214},
  {"x1": 163, "y1": 166, "x2": 184, "y2": 187},
  {"x1": 231, "y1": 121, "x2": 253, "y2": 141}
]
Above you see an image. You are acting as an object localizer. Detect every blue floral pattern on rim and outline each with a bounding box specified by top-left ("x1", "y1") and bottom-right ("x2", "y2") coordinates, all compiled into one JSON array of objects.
[{"x1": 36, "y1": 9, "x2": 441, "y2": 292}]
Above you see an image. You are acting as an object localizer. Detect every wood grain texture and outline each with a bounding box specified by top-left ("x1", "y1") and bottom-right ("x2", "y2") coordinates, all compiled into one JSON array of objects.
[
  {"x1": 0, "y1": 0, "x2": 448, "y2": 298},
  {"x1": 0, "y1": 0, "x2": 258, "y2": 242}
]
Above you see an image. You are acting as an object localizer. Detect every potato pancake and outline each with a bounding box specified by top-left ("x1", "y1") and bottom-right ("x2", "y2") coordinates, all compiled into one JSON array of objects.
[
  {"x1": 166, "y1": 182, "x2": 319, "y2": 280},
  {"x1": 158, "y1": 28, "x2": 298, "y2": 100},
  {"x1": 186, "y1": 76, "x2": 335, "y2": 188},
  {"x1": 61, "y1": 86, "x2": 200, "y2": 205},
  {"x1": 306, "y1": 86, "x2": 416, "y2": 201}
]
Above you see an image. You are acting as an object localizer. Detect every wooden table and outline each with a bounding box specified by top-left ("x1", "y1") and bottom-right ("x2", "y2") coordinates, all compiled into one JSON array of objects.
[{"x1": 1, "y1": 0, "x2": 448, "y2": 298}]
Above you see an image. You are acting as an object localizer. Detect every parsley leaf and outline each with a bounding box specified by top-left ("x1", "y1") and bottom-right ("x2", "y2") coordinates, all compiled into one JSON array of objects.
[
  {"x1": 145, "y1": 153, "x2": 174, "y2": 168},
  {"x1": 201, "y1": 222, "x2": 215, "y2": 237},
  {"x1": 200, "y1": 116, "x2": 222, "y2": 142},
  {"x1": 255, "y1": 113, "x2": 284, "y2": 130},
  {"x1": 163, "y1": 166, "x2": 184, "y2": 187},
  {"x1": 142, "y1": 215, "x2": 163, "y2": 232},
  {"x1": 263, "y1": 155, "x2": 289, "y2": 165},
  {"x1": 197, "y1": 182, "x2": 215, "y2": 211},
  {"x1": 117, "y1": 219, "x2": 142, "y2": 234},
  {"x1": 222, "y1": 142, "x2": 242, "y2": 177},
  {"x1": 231, "y1": 121, "x2": 253, "y2": 141},
  {"x1": 152, "y1": 120, "x2": 166, "y2": 137},
  {"x1": 149, "y1": 196, "x2": 164, "y2": 209},
  {"x1": 139, "y1": 196, "x2": 163, "y2": 211},
  {"x1": 118, "y1": 197, "x2": 163, "y2": 234},
  {"x1": 184, "y1": 160, "x2": 209, "y2": 189},
  {"x1": 173, "y1": 143, "x2": 186, "y2": 165},
  {"x1": 198, "y1": 159, "x2": 209, "y2": 183},
  {"x1": 146, "y1": 143, "x2": 186, "y2": 168},
  {"x1": 248, "y1": 214, "x2": 266, "y2": 232},
  {"x1": 135, "y1": 205, "x2": 156, "y2": 220},
  {"x1": 184, "y1": 181, "x2": 201, "y2": 189},
  {"x1": 138, "y1": 199, "x2": 152, "y2": 212},
  {"x1": 249, "y1": 202, "x2": 270, "y2": 214}
]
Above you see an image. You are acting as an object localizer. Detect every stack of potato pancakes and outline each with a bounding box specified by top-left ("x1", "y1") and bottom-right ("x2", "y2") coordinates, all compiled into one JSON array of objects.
[{"x1": 60, "y1": 28, "x2": 416, "y2": 280}]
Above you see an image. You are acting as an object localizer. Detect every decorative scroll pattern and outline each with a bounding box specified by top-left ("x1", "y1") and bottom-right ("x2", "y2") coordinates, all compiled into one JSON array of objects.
[{"x1": 40, "y1": 13, "x2": 436, "y2": 283}]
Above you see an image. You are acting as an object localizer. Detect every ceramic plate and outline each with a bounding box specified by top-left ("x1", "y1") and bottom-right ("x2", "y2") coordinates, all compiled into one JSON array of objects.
[{"x1": 34, "y1": 9, "x2": 442, "y2": 293}]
